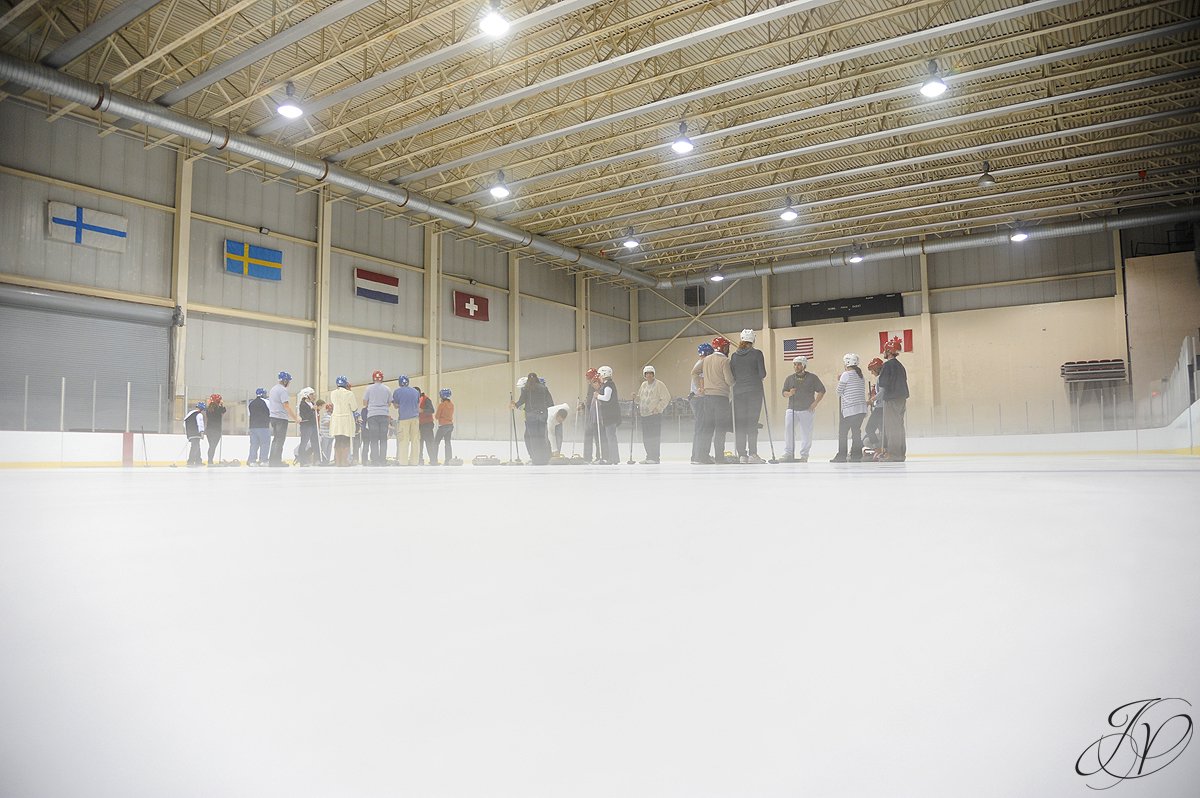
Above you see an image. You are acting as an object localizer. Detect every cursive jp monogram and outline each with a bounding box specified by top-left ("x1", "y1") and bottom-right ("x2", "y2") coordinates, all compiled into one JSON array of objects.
[{"x1": 1075, "y1": 698, "x2": 1193, "y2": 790}]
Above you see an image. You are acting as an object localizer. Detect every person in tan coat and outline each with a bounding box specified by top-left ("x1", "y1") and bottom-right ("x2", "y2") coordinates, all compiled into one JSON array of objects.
[
  {"x1": 691, "y1": 336, "x2": 735, "y2": 463},
  {"x1": 635, "y1": 365, "x2": 671, "y2": 464},
  {"x1": 328, "y1": 375, "x2": 357, "y2": 466}
]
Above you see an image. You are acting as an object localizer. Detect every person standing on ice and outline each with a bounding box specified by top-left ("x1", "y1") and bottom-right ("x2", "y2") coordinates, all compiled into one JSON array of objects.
[
  {"x1": 296, "y1": 387, "x2": 318, "y2": 466},
  {"x1": 781, "y1": 355, "x2": 825, "y2": 463},
  {"x1": 594, "y1": 365, "x2": 621, "y2": 464},
  {"x1": 362, "y1": 370, "x2": 391, "y2": 466},
  {"x1": 391, "y1": 375, "x2": 420, "y2": 466},
  {"x1": 831, "y1": 354, "x2": 868, "y2": 463},
  {"x1": 580, "y1": 368, "x2": 600, "y2": 462},
  {"x1": 877, "y1": 336, "x2": 910, "y2": 462},
  {"x1": 862, "y1": 357, "x2": 885, "y2": 456},
  {"x1": 512, "y1": 372, "x2": 554, "y2": 465},
  {"x1": 689, "y1": 342, "x2": 713, "y2": 463},
  {"x1": 267, "y1": 371, "x2": 298, "y2": 467},
  {"x1": 693, "y1": 336, "x2": 734, "y2": 464},
  {"x1": 730, "y1": 329, "x2": 768, "y2": 464},
  {"x1": 204, "y1": 393, "x2": 226, "y2": 466},
  {"x1": 246, "y1": 388, "x2": 270, "y2": 466},
  {"x1": 328, "y1": 376, "x2": 356, "y2": 467},
  {"x1": 433, "y1": 389, "x2": 455, "y2": 465},
  {"x1": 415, "y1": 387, "x2": 436, "y2": 465},
  {"x1": 636, "y1": 365, "x2": 671, "y2": 464},
  {"x1": 184, "y1": 401, "x2": 206, "y2": 467}
]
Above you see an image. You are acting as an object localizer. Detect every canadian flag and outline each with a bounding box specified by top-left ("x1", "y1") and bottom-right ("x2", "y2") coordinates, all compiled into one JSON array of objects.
[
  {"x1": 879, "y1": 329, "x2": 914, "y2": 353},
  {"x1": 453, "y1": 290, "x2": 489, "y2": 321}
]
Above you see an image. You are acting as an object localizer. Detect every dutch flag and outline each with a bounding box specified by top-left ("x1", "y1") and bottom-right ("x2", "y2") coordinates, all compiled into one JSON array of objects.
[{"x1": 354, "y1": 268, "x2": 400, "y2": 304}]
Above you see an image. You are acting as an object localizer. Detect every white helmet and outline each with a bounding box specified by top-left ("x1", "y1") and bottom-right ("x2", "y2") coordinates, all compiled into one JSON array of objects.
[
  {"x1": 843, "y1": 353, "x2": 860, "y2": 367},
  {"x1": 642, "y1": 365, "x2": 655, "y2": 374},
  {"x1": 739, "y1": 329, "x2": 756, "y2": 343},
  {"x1": 792, "y1": 355, "x2": 808, "y2": 367},
  {"x1": 597, "y1": 365, "x2": 613, "y2": 379},
  {"x1": 298, "y1": 386, "x2": 315, "y2": 399},
  {"x1": 516, "y1": 377, "x2": 528, "y2": 389}
]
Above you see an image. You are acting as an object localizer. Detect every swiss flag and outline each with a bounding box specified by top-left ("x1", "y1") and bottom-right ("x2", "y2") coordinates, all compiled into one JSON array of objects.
[
  {"x1": 879, "y1": 329, "x2": 914, "y2": 353},
  {"x1": 453, "y1": 290, "x2": 489, "y2": 321}
]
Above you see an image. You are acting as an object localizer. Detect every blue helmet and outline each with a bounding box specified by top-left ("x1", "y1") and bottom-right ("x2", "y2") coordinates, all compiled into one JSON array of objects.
[
  {"x1": 336, "y1": 375, "x2": 349, "y2": 388},
  {"x1": 698, "y1": 342, "x2": 714, "y2": 355},
  {"x1": 278, "y1": 371, "x2": 292, "y2": 382},
  {"x1": 439, "y1": 388, "x2": 451, "y2": 399},
  {"x1": 398, "y1": 375, "x2": 410, "y2": 386},
  {"x1": 196, "y1": 401, "x2": 207, "y2": 410},
  {"x1": 255, "y1": 387, "x2": 266, "y2": 397},
  {"x1": 539, "y1": 377, "x2": 546, "y2": 385}
]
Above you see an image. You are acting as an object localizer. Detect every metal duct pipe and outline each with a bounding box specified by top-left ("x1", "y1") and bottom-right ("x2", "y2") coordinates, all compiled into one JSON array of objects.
[
  {"x1": 0, "y1": 54, "x2": 659, "y2": 289},
  {"x1": 656, "y1": 207, "x2": 1200, "y2": 289}
]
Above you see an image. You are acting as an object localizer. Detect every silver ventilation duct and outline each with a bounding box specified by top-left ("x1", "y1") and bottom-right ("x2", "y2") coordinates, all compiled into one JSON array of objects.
[{"x1": 0, "y1": 53, "x2": 660, "y2": 289}]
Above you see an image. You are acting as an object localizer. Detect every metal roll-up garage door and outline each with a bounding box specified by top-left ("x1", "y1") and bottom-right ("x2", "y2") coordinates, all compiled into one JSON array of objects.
[{"x1": 0, "y1": 285, "x2": 175, "y2": 432}]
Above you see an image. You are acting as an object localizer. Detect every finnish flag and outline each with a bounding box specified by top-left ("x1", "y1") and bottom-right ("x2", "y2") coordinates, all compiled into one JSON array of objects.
[{"x1": 47, "y1": 202, "x2": 128, "y2": 253}]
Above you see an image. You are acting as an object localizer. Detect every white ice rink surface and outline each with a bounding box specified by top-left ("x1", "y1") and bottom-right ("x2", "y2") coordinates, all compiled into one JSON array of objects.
[{"x1": 2, "y1": 457, "x2": 1198, "y2": 798}]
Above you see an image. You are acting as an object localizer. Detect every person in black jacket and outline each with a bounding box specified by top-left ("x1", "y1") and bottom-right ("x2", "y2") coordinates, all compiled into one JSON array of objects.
[
  {"x1": 183, "y1": 401, "x2": 206, "y2": 467},
  {"x1": 247, "y1": 388, "x2": 270, "y2": 466},
  {"x1": 877, "y1": 337, "x2": 910, "y2": 462},
  {"x1": 730, "y1": 329, "x2": 768, "y2": 463},
  {"x1": 204, "y1": 393, "x2": 226, "y2": 465},
  {"x1": 512, "y1": 372, "x2": 554, "y2": 465},
  {"x1": 594, "y1": 365, "x2": 621, "y2": 464},
  {"x1": 296, "y1": 387, "x2": 318, "y2": 466}
]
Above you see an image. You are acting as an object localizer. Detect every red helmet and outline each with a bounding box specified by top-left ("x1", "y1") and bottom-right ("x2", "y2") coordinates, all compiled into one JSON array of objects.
[
  {"x1": 883, "y1": 336, "x2": 903, "y2": 353},
  {"x1": 372, "y1": 370, "x2": 384, "y2": 382},
  {"x1": 208, "y1": 393, "x2": 222, "y2": 405},
  {"x1": 584, "y1": 367, "x2": 599, "y2": 381},
  {"x1": 711, "y1": 336, "x2": 730, "y2": 351},
  {"x1": 867, "y1": 357, "x2": 884, "y2": 371}
]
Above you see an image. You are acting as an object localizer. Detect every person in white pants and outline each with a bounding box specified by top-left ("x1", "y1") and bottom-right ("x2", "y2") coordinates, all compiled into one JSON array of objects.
[{"x1": 781, "y1": 355, "x2": 825, "y2": 462}]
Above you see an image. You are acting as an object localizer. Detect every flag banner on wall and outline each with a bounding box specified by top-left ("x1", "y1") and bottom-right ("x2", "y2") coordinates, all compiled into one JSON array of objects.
[
  {"x1": 783, "y1": 337, "x2": 815, "y2": 361},
  {"x1": 879, "y1": 329, "x2": 914, "y2": 352},
  {"x1": 453, "y1": 290, "x2": 489, "y2": 321},
  {"x1": 224, "y1": 239, "x2": 282, "y2": 281},
  {"x1": 47, "y1": 202, "x2": 128, "y2": 252},
  {"x1": 354, "y1": 267, "x2": 400, "y2": 304}
]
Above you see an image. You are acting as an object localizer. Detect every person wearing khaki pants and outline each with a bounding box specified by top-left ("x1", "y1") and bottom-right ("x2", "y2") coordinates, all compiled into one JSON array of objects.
[{"x1": 391, "y1": 375, "x2": 421, "y2": 465}]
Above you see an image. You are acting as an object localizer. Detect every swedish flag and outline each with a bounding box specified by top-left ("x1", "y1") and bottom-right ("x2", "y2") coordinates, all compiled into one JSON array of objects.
[{"x1": 225, "y1": 240, "x2": 282, "y2": 281}]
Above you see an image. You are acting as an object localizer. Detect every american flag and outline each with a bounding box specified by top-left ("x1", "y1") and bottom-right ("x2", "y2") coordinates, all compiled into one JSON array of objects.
[{"x1": 783, "y1": 337, "x2": 815, "y2": 361}]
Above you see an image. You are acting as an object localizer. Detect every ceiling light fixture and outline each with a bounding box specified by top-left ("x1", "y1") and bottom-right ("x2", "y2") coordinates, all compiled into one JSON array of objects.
[
  {"x1": 622, "y1": 228, "x2": 640, "y2": 249},
  {"x1": 671, "y1": 121, "x2": 694, "y2": 154},
  {"x1": 709, "y1": 267, "x2": 725, "y2": 282},
  {"x1": 1010, "y1": 226, "x2": 1029, "y2": 242},
  {"x1": 489, "y1": 170, "x2": 511, "y2": 199},
  {"x1": 848, "y1": 245, "x2": 864, "y2": 263},
  {"x1": 978, "y1": 160, "x2": 997, "y2": 187},
  {"x1": 480, "y1": 4, "x2": 510, "y2": 37},
  {"x1": 276, "y1": 82, "x2": 303, "y2": 119},
  {"x1": 920, "y1": 60, "x2": 947, "y2": 98},
  {"x1": 779, "y1": 196, "x2": 798, "y2": 222}
]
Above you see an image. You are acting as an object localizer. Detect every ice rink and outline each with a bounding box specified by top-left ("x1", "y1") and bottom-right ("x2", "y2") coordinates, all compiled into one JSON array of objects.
[{"x1": 2, "y1": 456, "x2": 1198, "y2": 797}]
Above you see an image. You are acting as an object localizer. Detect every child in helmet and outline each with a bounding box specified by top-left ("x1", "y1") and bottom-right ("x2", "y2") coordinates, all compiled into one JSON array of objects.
[
  {"x1": 433, "y1": 388, "x2": 455, "y2": 464},
  {"x1": 863, "y1": 357, "x2": 885, "y2": 457},
  {"x1": 296, "y1": 387, "x2": 318, "y2": 465},
  {"x1": 581, "y1": 368, "x2": 600, "y2": 462},
  {"x1": 689, "y1": 343, "x2": 712, "y2": 463},
  {"x1": 594, "y1": 366, "x2": 620, "y2": 464},
  {"x1": 329, "y1": 376, "x2": 356, "y2": 466},
  {"x1": 316, "y1": 400, "x2": 333, "y2": 464},
  {"x1": 204, "y1": 393, "x2": 226, "y2": 465},
  {"x1": 831, "y1": 354, "x2": 868, "y2": 462},
  {"x1": 246, "y1": 387, "x2": 270, "y2": 466},
  {"x1": 416, "y1": 387, "x2": 436, "y2": 465},
  {"x1": 184, "y1": 401, "x2": 206, "y2": 467}
]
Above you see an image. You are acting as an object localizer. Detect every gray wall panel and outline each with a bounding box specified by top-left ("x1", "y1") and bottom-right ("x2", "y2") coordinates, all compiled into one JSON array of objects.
[
  {"x1": 639, "y1": 318, "x2": 726, "y2": 342},
  {"x1": 329, "y1": 334, "x2": 422, "y2": 385},
  {"x1": 588, "y1": 280, "x2": 630, "y2": 319},
  {"x1": 189, "y1": 218, "x2": 315, "y2": 319},
  {"x1": 331, "y1": 201, "x2": 423, "y2": 267},
  {"x1": 928, "y1": 232, "x2": 1111, "y2": 289},
  {"x1": 518, "y1": 259, "x2": 575, "y2": 305},
  {"x1": 184, "y1": 314, "x2": 311, "y2": 397},
  {"x1": 442, "y1": 346, "x2": 507, "y2": 371},
  {"x1": 0, "y1": 101, "x2": 176, "y2": 206},
  {"x1": 0, "y1": 172, "x2": 173, "y2": 297},
  {"x1": 442, "y1": 233, "x2": 508, "y2": 288},
  {"x1": 520, "y1": 298, "x2": 576, "y2": 358},
  {"x1": 442, "y1": 282, "x2": 508, "y2": 350},
  {"x1": 588, "y1": 312, "x2": 630, "y2": 348},
  {"x1": 329, "y1": 252, "x2": 423, "y2": 335},
  {"x1": 192, "y1": 159, "x2": 318, "y2": 241},
  {"x1": 771, "y1": 256, "x2": 919, "y2": 304},
  {"x1": 929, "y1": 274, "x2": 1115, "y2": 314}
]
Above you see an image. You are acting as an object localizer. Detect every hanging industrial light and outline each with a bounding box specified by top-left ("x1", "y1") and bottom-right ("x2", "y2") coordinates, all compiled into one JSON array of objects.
[
  {"x1": 978, "y1": 160, "x2": 997, "y2": 187},
  {"x1": 920, "y1": 60, "x2": 947, "y2": 98},
  {"x1": 670, "y1": 121, "x2": 694, "y2": 154},
  {"x1": 709, "y1": 267, "x2": 725, "y2": 282},
  {"x1": 621, "y1": 228, "x2": 640, "y2": 249},
  {"x1": 276, "y1": 82, "x2": 303, "y2": 119},
  {"x1": 779, "y1": 196, "x2": 798, "y2": 222},
  {"x1": 1009, "y1": 226, "x2": 1029, "y2": 242},
  {"x1": 489, "y1": 169, "x2": 511, "y2": 199},
  {"x1": 848, "y1": 245, "x2": 864, "y2": 263},
  {"x1": 480, "y1": 3, "x2": 510, "y2": 36}
]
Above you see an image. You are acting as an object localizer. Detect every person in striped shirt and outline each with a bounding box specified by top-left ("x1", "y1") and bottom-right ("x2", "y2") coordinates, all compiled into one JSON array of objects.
[{"x1": 831, "y1": 353, "x2": 868, "y2": 463}]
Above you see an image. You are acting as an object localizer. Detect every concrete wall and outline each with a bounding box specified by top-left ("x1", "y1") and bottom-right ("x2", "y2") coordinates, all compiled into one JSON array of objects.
[{"x1": 1125, "y1": 251, "x2": 1200, "y2": 412}]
